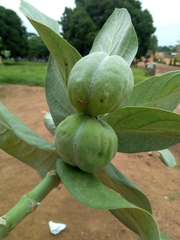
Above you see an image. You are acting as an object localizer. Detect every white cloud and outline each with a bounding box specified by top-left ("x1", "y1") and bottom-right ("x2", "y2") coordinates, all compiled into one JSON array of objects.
[{"x1": 141, "y1": 0, "x2": 180, "y2": 45}]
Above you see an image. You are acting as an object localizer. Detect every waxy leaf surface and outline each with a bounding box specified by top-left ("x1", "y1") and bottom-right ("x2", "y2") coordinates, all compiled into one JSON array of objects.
[
  {"x1": 90, "y1": 8, "x2": 138, "y2": 65},
  {"x1": 158, "y1": 149, "x2": 177, "y2": 168},
  {"x1": 126, "y1": 71, "x2": 180, "y2": 111},
  {"x1": 95, "y1": 163, "x2": 152, "y2": 213},
  {"x1": 56, "y1": 158, "x2": 160, "y2": 240},
  {"x1": 103, "y1": 107, "x2": 180, "y2": 153},
  {"x1": 45, "y1": 55, "x2": 76, "y2": 126},
  {"x1": 0, "y1": 103, "x2": 58, "y2": 178},
  {"x1": 44, "y1": 112, "x2": 56, "y2": 135},
  {"x1": 20, "y1": 0, "x2": 81, "y2": 87}
]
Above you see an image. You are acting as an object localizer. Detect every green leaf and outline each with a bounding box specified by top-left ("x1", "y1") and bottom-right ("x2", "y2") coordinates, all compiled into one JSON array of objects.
[
  {"x1": 97, "y1": 165, "x2": 173, "y2": 239},
  {"x1": 126, "y1": 71, "x2": 180, "y2": 111},
  {"x1": 103, "y1": 106, "x2": 180, "y2": 153},
  {"x1": 56, "y1": 158, "x2": 160, "y2": 240},
  {"x1": 109, "y1": 208, "x2": 159, "y2": 240},
  {"x1": 45, "y1": 55, "x2": 76, "y2": 126},
  {"x1": 20, "y1": 0, "x2": 59, "y2": 34},
  {"x1": 90, "y1": 8, "x2": 138, "y2": 65},
  {"x1": 44, "y1": 112, "x2": 56, "y2": 135},
  {"x1": 94, "y1": 163, "x2": 152, "y2": 213},
  {"x1": 159, "y1": 230, "x2": 172, "y2": 240},
  {"x1": 20, "y1": 0, "x2": 81, "y2": 86},
  {"x1": 158, "y1": 149, "x2": 177, "y2": 168},
  {"x1": 0, "y1": 103, "x2": 58, "y2": 178},
  {"x1": 138, "y1": 230, "x2": 172, "y2": 240}
]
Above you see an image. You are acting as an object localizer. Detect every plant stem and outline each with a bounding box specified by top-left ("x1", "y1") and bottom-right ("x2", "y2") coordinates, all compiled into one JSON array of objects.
[{"x1": 0, "y1": 170, "x2": 61, "y2": 239}]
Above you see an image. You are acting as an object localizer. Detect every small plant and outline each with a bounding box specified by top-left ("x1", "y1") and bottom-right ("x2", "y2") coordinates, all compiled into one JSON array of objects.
[
  {"x1": 169, "y1": 191, "x2": 180, "y2": 200},
  {"x1": 0, "y1": 1, "x2": 180, "y2": 239}
]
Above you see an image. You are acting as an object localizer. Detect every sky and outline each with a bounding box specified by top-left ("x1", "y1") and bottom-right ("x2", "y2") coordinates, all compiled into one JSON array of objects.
[{"x1": 0, "y1": 0, "x2": 180, "y2": 47}]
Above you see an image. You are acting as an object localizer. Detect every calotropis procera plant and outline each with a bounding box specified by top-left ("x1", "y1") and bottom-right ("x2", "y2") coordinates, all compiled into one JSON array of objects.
[{"x1": 0, "y1": 1, "x2": 180, "y2": 239}]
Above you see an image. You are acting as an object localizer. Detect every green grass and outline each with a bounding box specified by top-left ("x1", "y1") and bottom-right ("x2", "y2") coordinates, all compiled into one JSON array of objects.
[
  {"x1": 0, "y1": 61, "x2": 47, "y2": 86},
  {"x1": 0, "y1": 62, "x2": 147, "y2": 86},
  {"x1": 131, "y1": 67, "x2": 147, "y2": 85}
]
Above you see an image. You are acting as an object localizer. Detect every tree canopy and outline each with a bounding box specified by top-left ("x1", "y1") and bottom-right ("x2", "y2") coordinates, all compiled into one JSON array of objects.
[
  {"x1": 149, "y1": 35, "x2": 158, "y2": 54},
  {"x1": 60, "y1": 0, "x2": 156, "y2": 58},
  {"x1": 28, "y1": 35, "x2": 49, "y2": 59},
  {"x1": 0, "y1": 6, "x2": 28, "y2": 58}
]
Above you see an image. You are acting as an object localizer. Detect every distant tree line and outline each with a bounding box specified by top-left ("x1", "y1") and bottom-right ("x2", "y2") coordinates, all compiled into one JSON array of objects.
[
  {"x1": 157, "y1": 46, "x2": 176, "y2": 54},
  {"x1": 0, "y1": 3, "x2": 176, "y2": 62}
]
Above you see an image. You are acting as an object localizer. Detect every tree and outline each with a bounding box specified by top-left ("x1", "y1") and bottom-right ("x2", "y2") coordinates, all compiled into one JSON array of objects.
[
  {"x1": 157, "y1": 45, "x2": 176, "y2": 54},
  {"x1": 149, "y1": 34, "x2": 158, "y2": 58},
  {"x1": 28, "y1": 35, "x2": 49, "y2": 59},
  {"x1": 0, "y1": 6, "x2": 28, "y2": 58},
  {"x1": 60, "y1": 0, "x2": 156, "y2": 58},
  {"x1": 61, "y1": 6, "x2": 97, "y2": 56}
]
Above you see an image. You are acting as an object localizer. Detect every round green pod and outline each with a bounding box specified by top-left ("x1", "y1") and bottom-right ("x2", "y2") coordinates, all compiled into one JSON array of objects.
[
  {"x1": 68, "y1": 52, "x2": 134, "y2": 116},
  {"x1": 55, "y1": 114, "x2": 118, "y2": 173}
]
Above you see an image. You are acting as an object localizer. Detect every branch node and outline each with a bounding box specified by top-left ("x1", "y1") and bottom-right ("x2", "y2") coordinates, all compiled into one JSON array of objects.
[{"x1": 0, "y1": 216, "x2": 6, "y2": 225}]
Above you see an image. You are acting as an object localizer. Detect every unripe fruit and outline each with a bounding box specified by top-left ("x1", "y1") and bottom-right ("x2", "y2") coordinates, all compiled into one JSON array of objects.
[
  {"x1": 68, "y1": 52, "x2": 134, "y2": 116},
  {"x1": 55, "y1": 114, "x2": 118, "y2": 172}
]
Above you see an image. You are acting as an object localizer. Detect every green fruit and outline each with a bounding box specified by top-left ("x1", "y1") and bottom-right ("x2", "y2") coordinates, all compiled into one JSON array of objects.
[
  {"x1": 55, "y1": 114, "x2": 118, "y2": 173},
  {"x1": 68, "y1": 52, "x2": 134, "y2": 116}
]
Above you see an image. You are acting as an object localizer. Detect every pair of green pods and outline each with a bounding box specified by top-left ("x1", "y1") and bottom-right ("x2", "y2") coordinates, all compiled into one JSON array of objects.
[{"x1": 55, "y1": 52, "x2": 134, "y2": 172}]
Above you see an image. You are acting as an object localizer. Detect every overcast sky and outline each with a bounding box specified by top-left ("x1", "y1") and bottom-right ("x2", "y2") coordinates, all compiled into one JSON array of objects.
[{"x1": 0, "y1": 0, "x2": 180, "y2": 46}]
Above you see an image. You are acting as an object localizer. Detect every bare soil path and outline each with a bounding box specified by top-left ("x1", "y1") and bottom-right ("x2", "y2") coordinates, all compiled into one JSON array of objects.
[{"x1": 0, "y1": 63, "x2": 180, "y2": 240}]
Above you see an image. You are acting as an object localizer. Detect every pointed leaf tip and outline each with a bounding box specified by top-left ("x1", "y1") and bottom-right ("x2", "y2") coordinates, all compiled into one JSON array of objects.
[
  {"x1": 158, "y1": 149, "x2": 177, "y2": 168},
  {"x1": 90, "y1": 8, "x2": 138, "y2": 64}
]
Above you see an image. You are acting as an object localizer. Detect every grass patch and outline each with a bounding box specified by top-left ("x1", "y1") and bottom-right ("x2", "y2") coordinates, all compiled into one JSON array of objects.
[
  {"x1": 0, "y1": 61, "x2": 47, "y2": 86},
  {"x1": 131, "y1": 67, "x2": 147, "y2": 85}
]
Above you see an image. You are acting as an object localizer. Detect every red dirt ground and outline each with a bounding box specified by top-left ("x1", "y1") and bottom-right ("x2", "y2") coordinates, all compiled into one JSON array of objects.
[{"x1": 0, "y1": 63, "x2": 180, "y2": 240}]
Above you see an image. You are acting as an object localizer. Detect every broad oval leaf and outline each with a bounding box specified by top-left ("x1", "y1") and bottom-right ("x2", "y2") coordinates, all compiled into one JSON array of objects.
[
  {"x1": 158, "y1": 149, "x2": 177, "y2": 168},
  {"x1": 125, "y1": 70, "x2": 180, "y2": 111},
  {"x1": 45, "y1": 55, "x2": 76, "y2": 126},
  {"x1": 94, "y1": 163, "x2": 152, "y2": 213},
  {"x1": 103, "y1": 106, "x2": 180, "y2": 153},
  {"x1": 0, "y1": 103, "x2": 58, "y2": 178},
  {"x1": 44, "y1": 112, "x2": 56, "y2": 135},
  {"x1": 90, "y1": 8, "x2": 138, "y2": 65},
  {"x1": 56, "y1": 158, "x2": 160, "y2": 240},
  {"x1": 20, "y1": 0, "x2": 81, "y2": 86}
]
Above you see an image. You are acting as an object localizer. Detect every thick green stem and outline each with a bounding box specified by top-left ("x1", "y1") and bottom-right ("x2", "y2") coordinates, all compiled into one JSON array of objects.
[{"x1": 0, "y1": 170, "x2": 61, "y2": 239}]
